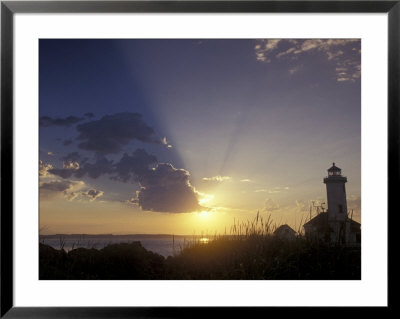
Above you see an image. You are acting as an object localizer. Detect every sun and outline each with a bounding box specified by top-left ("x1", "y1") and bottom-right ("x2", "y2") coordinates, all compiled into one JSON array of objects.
[{"x1": 200, "y1": 210, "x2": 211, "y2": 218}]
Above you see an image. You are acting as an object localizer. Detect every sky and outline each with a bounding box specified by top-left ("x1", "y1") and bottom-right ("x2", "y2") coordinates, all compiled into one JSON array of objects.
[{"x1": 39, "y1": 39, "x2": 361, "y2": 235}]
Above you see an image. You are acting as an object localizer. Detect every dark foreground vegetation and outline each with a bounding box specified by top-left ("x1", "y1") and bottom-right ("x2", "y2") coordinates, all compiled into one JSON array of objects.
[{"x1": 39, "y1": 235, "x2": 361, "y2": 280}]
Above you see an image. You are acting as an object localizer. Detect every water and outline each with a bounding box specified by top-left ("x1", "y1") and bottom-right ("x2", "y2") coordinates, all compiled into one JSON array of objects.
[{"x1": 39, "y1": 234, "x2": 208, "y2": 258}]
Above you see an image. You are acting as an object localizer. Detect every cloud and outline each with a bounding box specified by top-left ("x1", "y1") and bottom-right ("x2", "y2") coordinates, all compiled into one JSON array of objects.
[
  {"x1": 276, "y1": 47, "x2": 296, "y2": 59},
  {"x1": 40, "y1": 180, "x2": 76, "y2": 192},
  {"x1": 50, "y1": 149, "x2": 156, "y2": 182},
  {"x1": 63, "y1": 161, "x2": 80, "y2": 170},
  {"x1": 289, "y1": 64, "x2": 303, "y2": 75},
  {"x1": 47, "y1": 149, "x2": 202, "y2": 212},
  {"x1": 134, "y1": 163, "x2": 203, "y2": 213},
  {"x1": 335, "y1": 58, "x2": 361, "y2": 82},
  {"x1": 274, "y1": 186, "x2": 289, "y2": 191},
  {"x1": 65, "y1": 188, "x2": 104, "y2": 202},
  {"x1": 240, "y1": 179, "x2": 252, "y2": 183},
  {"x1": 74, "y1": 157, "x2": 114, "y2": 179},
  {"x1": 255, "y1": 186, "x2": 289, "y2": 193},
  {"x1": 202, "y1": 175, "x2": 232, "y2": 182},
  {"x1": 254, "y1": 39, "x2": 360, "y2": 82},
  {"x1": 63, "y1": 139, "x2": 73, "y2": 146},
  {"x1": 39, "y1": 160, "x2": 53, "y2": 177},
  {"x1": 263, "y1": 198, "x2": 280, "y2": 212},
  {"x1": 296, "y1": 199, "x2": 327, "y2": 215},
  {"x1": 327, "y1": 50, "x2": 344, "y2": 60},
  {"x1": 295, "y1": 200, "x2": 309, "y2": 212},
  {"x1": 39, "y1": 180, "x2": 85, "y2": 200},
  {"x1": 40, "y1": 179, "x2": 103, "y2": 202},
  {"x1": 39, "y1": 115, "x2": 84, "y2": 127},
  {"x1": 49, "y1": 157, "x2": 114, "y2": 179},
  {"x1": 112, "y1": 149, "x2": 158, "y2": 183},
  {"x1": 61, "y1": 152, "x2": 82, "y2": 163},
  {"x1": 76, "y1": 112, "x2": 163, "y2": 154},
  {"x1": 84, "y1": 112, "x2": 95, "y2": 118},
  {"x1": 64, "y1": 191, "x2": 79, "y2": 201},
  {"x1": 160, "y1": 136, "x2": 173, "y2": 148},
  {"x1": 255, "y1": 39, "x2": 281, "y2": 62},
  {"x1": 197, "y1": 192, "x2": 214, "y2": 206},
  {"x1": 46, "y1": 152, "x2": 84, "y2": 179},
  {"x1": 47, "y1": 167, "x2": 75, "y2": 179},
  {"x1": 82, "y1": 189, "x2": 104, "y2": 201}
]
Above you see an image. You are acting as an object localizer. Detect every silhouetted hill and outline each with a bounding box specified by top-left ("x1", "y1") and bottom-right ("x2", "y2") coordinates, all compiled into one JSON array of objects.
[{"x1": 39, "y1": 242, "x2": 165, "y2": 279}]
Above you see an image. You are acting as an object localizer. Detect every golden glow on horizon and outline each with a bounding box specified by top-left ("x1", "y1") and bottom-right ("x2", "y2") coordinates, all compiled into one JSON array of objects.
[{"x1": 40, "y1": 188, "x2": 361, "y2": 236}]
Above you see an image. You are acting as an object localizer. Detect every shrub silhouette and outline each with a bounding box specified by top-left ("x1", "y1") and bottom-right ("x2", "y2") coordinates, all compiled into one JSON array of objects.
[{"x1": 39, "y1": 236, "x2": 360, "y2": 280}]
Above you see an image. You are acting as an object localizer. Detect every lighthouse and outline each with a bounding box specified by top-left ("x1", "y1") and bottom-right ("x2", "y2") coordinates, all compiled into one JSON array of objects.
[
  {"x1": 324, "y1": 163, "x2": 348, "y2": 244},
  {"x1": 303, "y1": 163, "x2": 361, "y2": 246},
  {"x1": 324, "y1": 163, "x2": 347, "y2": 223}
]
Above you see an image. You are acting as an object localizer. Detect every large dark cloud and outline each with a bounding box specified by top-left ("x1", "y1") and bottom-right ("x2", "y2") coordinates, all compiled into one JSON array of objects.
[
  {"x1": 39, "y1": 115, "x2": 84, "y2": 127},
  {"x1": 134, "y1": 163, "x2": 203, "y2": 213},
  {"x1": 112, "y1": 149, "x2": 157, "y2": 182},
  {"x1": 50, "y1": 157, "x2": 113, "y2": 179},
  {"x1": 84, "y1": 112, "x2": 95, "y2": 118},
  {"x1": 47, "y1": 156, "x2": 203, "y2": 212},
  {"x1": 76, "y1": 112, "x2": 162, "y2": 154},
  {"x1": 50, "y1": 149, "x2": 156, "y2": 182},
  {"x1": 75, "y1": 157, "x2": 114, "y2": 179},
  {"x1": 48, "y1": 167, "x2": 75, "y2": 179},
  {"x1": 43, "y1": 111, "x2": 202, "y2": 211},
  {"x1": 63, "y1": 139, "x2": 73, "y2": 146}
]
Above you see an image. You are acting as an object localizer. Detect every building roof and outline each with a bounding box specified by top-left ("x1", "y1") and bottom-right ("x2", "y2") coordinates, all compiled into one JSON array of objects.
[
  {"x1": 274, "y1": 224, "x2": 296, "y2": 235},
  {"x1": 348, "y1": 219, "x2": 361, "y2": 226},
  {"x1": 304, "y1": 212, "x2": 361, "y2": 233},
  {"x1": 348, "y1": 218, "x2": 361, "y2": 232},
  {"x1": 303, "y1": 212, "x2": 332, "y2": 232}
]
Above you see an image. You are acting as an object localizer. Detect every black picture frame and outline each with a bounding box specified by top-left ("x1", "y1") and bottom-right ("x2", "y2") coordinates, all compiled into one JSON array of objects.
[{"x1": 1, "y1": 1, "x2": 396, "y2": 317}]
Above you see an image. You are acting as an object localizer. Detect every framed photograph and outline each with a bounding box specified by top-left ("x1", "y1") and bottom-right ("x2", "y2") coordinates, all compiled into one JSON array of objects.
[{"x1": 1, "y1": 0, "x2": 396, "y2": 317}]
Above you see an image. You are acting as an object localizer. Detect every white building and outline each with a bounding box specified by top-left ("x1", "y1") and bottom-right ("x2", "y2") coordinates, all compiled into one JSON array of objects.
[{"x1": 304, "y1": 163, "x2": 361, "y2": 246}]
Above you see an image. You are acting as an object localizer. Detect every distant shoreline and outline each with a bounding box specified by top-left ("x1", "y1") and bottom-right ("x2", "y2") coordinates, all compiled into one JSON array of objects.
[{"x1": 39, "y1": 234, "x2": 208, "y2": 238}]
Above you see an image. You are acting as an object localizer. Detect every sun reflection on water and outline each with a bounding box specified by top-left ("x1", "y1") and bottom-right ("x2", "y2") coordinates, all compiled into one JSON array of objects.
[{"x1": 199, "y1": 237, "x2": 210, "y2": 244}]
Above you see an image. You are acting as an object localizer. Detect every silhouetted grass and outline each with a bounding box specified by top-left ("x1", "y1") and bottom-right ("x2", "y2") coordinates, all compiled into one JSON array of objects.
[
  {"x1": 39, "y1": 213, "x2": 360, "y2": 280},
  {"x1": 165, "y1": 234, "x2": 360, "y2": 280}
]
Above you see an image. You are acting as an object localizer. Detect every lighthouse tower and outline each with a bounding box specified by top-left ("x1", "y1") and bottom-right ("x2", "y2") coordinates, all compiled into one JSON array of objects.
[
  {"x1": 303, "y1": 163, "x2": 361, "y2": 245},
  {"x1": 324, "y1": 163, "x2": 348, "y2": 243}
]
